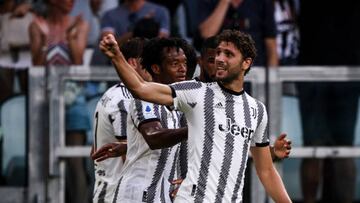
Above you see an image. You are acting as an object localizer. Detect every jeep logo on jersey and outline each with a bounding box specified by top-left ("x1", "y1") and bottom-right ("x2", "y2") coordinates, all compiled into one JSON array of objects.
[{"x1": 219, "y1": 118, "x2": 254, "y2": 139}]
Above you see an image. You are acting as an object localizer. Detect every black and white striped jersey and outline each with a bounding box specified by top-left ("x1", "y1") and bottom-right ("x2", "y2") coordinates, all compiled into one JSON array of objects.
[
  {"x1": 112, "y1": 99, "x2": 185, "y2": 203},
  {"x1": 169, "y1": 80, "x2": 269, "y2": 203},
  {"x1": 93, "y1": 83, "x2": 133, "y2": 203}
]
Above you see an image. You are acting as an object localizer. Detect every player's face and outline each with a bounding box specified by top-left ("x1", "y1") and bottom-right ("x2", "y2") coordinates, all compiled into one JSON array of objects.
[
  {"x1": 160, "y1": 47, "x2": 187, "y2": 84},
  {"x1": 200, "y1": 48, "x2": 217, "y2": 82},
  {"x1": 215, "y1": 41, "x2": 250, "y2": 83}
]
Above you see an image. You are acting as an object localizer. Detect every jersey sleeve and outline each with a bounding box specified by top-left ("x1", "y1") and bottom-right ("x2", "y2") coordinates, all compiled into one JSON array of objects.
[
  {"x1": 129, "y1": 99, "x2": 161, "y2": 128},
  {"x1": 251, "y1": 101, "x2": 269, "y2": 147},
  {"x1": 169, "y1": 80, "x2": 203, "y2": 113}
]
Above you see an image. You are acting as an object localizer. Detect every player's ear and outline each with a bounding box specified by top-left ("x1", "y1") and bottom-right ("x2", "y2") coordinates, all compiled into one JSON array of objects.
[
  {"x1": 151, "y1": 64, "x2": 161, "y2": 75},
  {"x1": 242, "y1": 57, "x2": 252, "y2": 72}
]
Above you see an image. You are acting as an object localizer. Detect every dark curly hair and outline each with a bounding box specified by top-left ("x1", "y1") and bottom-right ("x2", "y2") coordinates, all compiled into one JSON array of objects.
[
  {"x1": 120, "y1": 37, "x2": 147, "y2": 61},
  {"x1": 216, "y1": 30, "x2": 257, "y2": 74},
  {"x1": 141, "y1": 37, "x2": 188, "y2": 77}
]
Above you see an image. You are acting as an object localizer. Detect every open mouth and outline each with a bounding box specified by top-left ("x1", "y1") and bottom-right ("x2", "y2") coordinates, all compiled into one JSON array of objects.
[{"x1": 177, "y1": 75, "x2": 186, "y2": 80}]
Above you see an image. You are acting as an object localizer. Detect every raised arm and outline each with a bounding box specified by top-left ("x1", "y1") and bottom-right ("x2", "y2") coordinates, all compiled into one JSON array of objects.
[
  {"x1": 250, "y1": 146, "x2": 292, "y2": 203},
  {"x1": 198, "y1": 0, "x2": 230, "y2": 39},
  {"x1": 99, "y1": 34, "x2": 174, "y2": 106},
  {"x1": 139, "y1": 121, "x2": 188, "y2": 150}
]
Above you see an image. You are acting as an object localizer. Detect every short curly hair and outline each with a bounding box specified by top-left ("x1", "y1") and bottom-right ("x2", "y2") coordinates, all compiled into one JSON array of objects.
[{"x1": 216, "y1": 30, "x2": 257, "y2": 74}]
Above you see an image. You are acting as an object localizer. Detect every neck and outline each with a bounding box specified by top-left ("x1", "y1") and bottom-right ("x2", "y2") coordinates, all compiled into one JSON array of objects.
[{"x1": 219, "y1": 76, "x2": 244, "y2": 93}]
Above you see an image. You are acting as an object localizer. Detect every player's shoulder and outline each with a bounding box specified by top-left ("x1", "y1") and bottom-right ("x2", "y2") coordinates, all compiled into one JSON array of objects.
[
  {"x1": 104, "y1": 83, "x2": 132, "y2": 99},
  {"x1": 170, "y1": 79, "x2": 205, "y2": 90},
  {"x1": 98, "y1": 83, "x2": 132, "y2": 109},
  {"x1": 244, "y1": 92, "x2": 266, "y2": 108}
]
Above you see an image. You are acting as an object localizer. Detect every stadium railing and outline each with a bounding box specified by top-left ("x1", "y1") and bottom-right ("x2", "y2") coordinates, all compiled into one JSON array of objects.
[{"x1": 23, "y1": 66, "x2": 360, "y2": 203}]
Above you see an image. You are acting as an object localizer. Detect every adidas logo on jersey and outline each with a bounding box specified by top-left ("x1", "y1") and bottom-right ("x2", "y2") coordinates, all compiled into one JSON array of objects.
[
  {"x1": 214, "y1": 102, "x2": 225, "y2": 109},
  {"x1": 187, "y1": 102, "x2": 197, "y2": 108}
]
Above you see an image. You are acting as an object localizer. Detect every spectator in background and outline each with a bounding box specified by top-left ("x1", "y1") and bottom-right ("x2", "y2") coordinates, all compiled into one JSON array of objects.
[
  {"x1": 298, "y1": 1, "x2": 360, "y2": 203},
  {"x1": 273, "y1": 0, "x2": 300, "y2": 96},
  {"x1": 133, "y1": 17, "x2": 159, "y2": 39},
  {"x1": 28, "y1": 0, "x2": 90, "y2": 202},
  {"x1": 196, "y1": 0, "x2": 278, "y2": 67},
  {"x1": 0, "y1": 0, "x2": 33, "y2": 102},
  {"x1": 274, "y1": 0, "x2": 299, "y2": 66},
  {"x1": 70, "y1": 0, "x2": 99, "y2": 48},
  {"x1": 147, "y1": 0, "x2": 182, "y2": 36},
  {"x1": 91, "y1": 0, "x2": 170, "y2": 65}
]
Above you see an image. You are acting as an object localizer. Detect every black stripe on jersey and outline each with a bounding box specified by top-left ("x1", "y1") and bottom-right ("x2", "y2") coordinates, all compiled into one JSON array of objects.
[
  {"x1": 168, "y1": 147, "x2": 179, "y2": 195},
  {"x1": 194, "y1": 88, "x2": 215, "y2": 202},
  {"x1": 135, "y1": 99, "x2": 145, "y2": 123},
  {"x1": 120, "y1": 85, "x2": 132, "y2": 99},
  {"x1": 170, "y1": 81, "x2": 202, "y2": 90},
  {"x1": 231, "y1": 141, "x2": 249, "y2": 201},
  {"x1": 160, "y1": 178, "x2": 166, "y2": 203},
  {"x1": 231, "y1": 94, "x2": 253, "y2": 201},
  {"x1": 118, "y1": 100, "x2": 128, "y2": 138},
  {"x1": 256, "y1": 101, "x2": 269, "y2": 144},
  {"x1": 97, "y1": 181, "x2": 107, "y2": 203},
  {"x1": 214, "y1": 94, "x2": 236, "y2": 202},
  {"x1": 169, "y1": 147, "x2": 178, "y2": 181},
  {"x1": 179, "y1": 113, "x2": 188, "y2": 127},
  {"x1": 242, "y1": 93, "x2": 252, "y2": 128},
  {"x1": 112, "y1": 176, "x2": 123, "y2": 203},
  {"x1": 159, "y1": 106, "x2": 167, "y2": 128},
  {"x1": 179, "y1": 140, "x2": 188, "y2": 179},
  {"x1": 176, "y1": 111, "x2": 189, "y2": 177},
  {"x1": 146, "y1": 148, "x2": 170, "y2": 202}
]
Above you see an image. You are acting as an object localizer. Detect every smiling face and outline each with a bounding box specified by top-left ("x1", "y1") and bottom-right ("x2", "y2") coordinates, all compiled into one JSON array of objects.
[
  {"x1": 157, "y1": 47, "x2": 187, "y2": 84},
  {"x1": 215, "y1": 41, "x2": 252, "y2": 84}
]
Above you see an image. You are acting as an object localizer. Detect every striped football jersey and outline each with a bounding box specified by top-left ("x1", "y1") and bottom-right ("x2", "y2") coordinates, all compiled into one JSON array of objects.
[
  {"x1": 112, "y1": 99, "x2": 185, "y2": 203},
  {"x1": 169, "y1": 80, "x2": 269, "y2": 203},
  {"x1": 92, "y1": 83, "x2": 132, "y2": 203}
]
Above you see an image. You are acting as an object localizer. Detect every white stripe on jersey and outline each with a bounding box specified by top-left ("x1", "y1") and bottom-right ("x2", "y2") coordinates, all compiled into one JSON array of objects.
[
  {"x1": 113, "y1": 99, "x2": 184, "y2": 203},
  {"x1": 93, "y1": 83, "x2": 133, "y2": 203},
  {"x1": 169, "y1": 81, "x2": 269, "y2": 203}
]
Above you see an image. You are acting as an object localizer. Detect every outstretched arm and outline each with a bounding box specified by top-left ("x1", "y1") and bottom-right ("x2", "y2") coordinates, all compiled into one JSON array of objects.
[
  {"x1": 251, "y1": 147, "x2": 292, "y2": 203},
  {"x1": 99, "y1": 34, "x2": 174, "y2": 106},
  {"x1": 139, "y1": 121, "x2": 188, "y2": 150}
]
